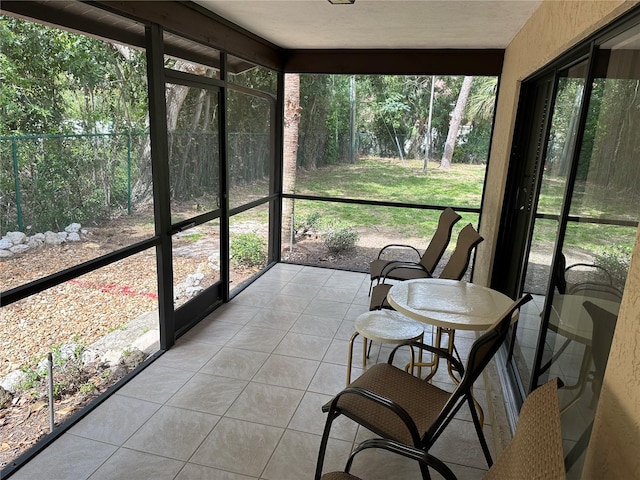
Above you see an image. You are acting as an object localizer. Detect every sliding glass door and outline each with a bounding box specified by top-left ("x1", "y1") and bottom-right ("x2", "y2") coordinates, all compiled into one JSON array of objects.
[{"x1": 497, "y1": 18, "x2": 640, "y2": 479}]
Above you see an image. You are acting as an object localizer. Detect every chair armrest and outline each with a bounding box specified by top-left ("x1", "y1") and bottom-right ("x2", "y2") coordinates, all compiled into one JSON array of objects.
[
  {"x1": 565, "y1": 262, "x2": 614, "y2": 286},
  {"x1": 376, "y1": 243, "x2": 422, "y2": 261},
  {"x1": 387, "y1": 340, "x2": 465, "y2": 377},
  {"x1": 345, "y1": 438, "x2": 457, "y2": 480}
]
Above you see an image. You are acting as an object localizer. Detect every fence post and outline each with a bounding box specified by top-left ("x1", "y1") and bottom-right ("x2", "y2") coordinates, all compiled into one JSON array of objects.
[
  {"x1": 127, "y1": 132, "x2": 132, "y2": 215},
  {"x1": 11, "y1": 137, "x2": 24, "y2": 231}
]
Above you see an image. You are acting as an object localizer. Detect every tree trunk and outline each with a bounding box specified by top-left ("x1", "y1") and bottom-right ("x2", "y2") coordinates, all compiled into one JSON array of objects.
[
  {"x1": 282, "y1": 74, "x2": 301, "y2": 250},
  {"x1": 440, "y1": 76, "x2": 473, "y2": 169},
  {"x1": 131, "y1": 60, "x2": 206, "y2": 204}
]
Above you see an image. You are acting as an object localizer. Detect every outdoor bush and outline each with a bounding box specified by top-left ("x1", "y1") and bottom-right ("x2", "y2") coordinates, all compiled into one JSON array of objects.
[
  {"x1": 595, "y1": 244, "x2": 632, "y2": 290},
  {"x1": 230, "y1": 232, "x2": 267, "y2": 267},
  {"x1": 322, "y1": 222, "x2": 359, "y2": 254}
]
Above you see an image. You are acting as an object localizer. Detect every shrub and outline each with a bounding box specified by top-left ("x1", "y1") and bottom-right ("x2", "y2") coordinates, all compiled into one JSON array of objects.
[
  {"x1": 294, "y1": 211, "x2": 322, "y2": 237},
  {"x1": 323, "y1": 223, "x2": 359, "y2": 254},
  {"x1": 595, "y1": 244, "x2": 632, "y2": 290},
  {"x1": 230, "y1": 232, "x2": 267, "y2": 267}
]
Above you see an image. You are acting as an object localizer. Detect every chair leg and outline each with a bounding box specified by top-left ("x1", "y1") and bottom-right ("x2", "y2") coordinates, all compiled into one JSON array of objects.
[
  {"x1": 347, "y1": 331, "x2": 359, "y2": 385},
  {"x1": 419, "y1": 460, "x2": 433, "y2": 480},
  {"x1": 315, "y1": 409, "x2": 338, "y2": 480},
  {"x1": 467, "y1": 395, "x2": 492, "y2": 467}
]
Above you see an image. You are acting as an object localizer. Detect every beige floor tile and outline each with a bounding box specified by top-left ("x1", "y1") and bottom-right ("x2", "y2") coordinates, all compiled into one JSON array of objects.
[
  {"x1": 69, "y1": 394, "x2": 161, "y2": 445},
  {"x1": 427, "y1": 418, "x2": 494, "y2": 470},
  {"x1": 262, "y1": 430, "x2": 352, "y2": 480},
  {"x1": 279, "y1": 281, "x2": 319, "y2": 299},
  {"x1": 225, "y1": 325, "x2": 286, "y2": 353},
  {"x1": 290, "y1": 313, "x2": 342, "y2": 338},
  {"x1": 252, "y1": 354, "x2": 319, "y2": 390},
  {"x1": 248, "y1": 308, "x2": 301, "y2": 330},
  {"x1": 264, "y1": 293, "x2": 313, "y2": 314},
  {"x1": 117, "y1": 364, "x2": 195, "y2": 403},
  {"x1": 315, "y1": 285, "x2": 360, "y2": 304},
  {"x1": 175, "y1": 463, "x2": 257, "y2": 480},
  {"x1": 273, "y1": 331, "x2": 332, "y2": 360},
  {"x1": 288, "y1": 391, "x2": 358, "y2": 442},
  {"x1": 152, "y1": 340, "x2": 221, "y2": 372},
  {"x1": 87, "y1": 447, "x2": 184, "y2": 480},
  {"x1": 180, "y1": 319, "x2": 244, "y2": 345},
  {"x1": 225, "y1": 382, "x2": 303, "y2": 427},
  {"x1": 200, "y1": 347, "x2": 269, "y2": 380},
  {"x1": 8, "y1": 434, "x2": 117, "y2": 480},
  {"x1": 190, "y1": 418, "x2": 283, "y2": 477},
  {"x1": 123, "y1": 405, "x2": 220, "y2": 460},
  {"x1": 208, "y1": 303, "x2": 261, "y2": 325},
  {"x1": 308, "y1": 362, "x2": 352, "y2": 396},
  {"x1": 303, "y1": 298, "x2": 351, "y2": 318},
  {"x1": 166, "y1": 373, "x2": 247, "y2": 415}
]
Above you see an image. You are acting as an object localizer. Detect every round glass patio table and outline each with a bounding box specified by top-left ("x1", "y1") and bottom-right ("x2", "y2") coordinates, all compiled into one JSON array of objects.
[{"x1": 386, "y1": 278, "x2": 516, "y2": 332}]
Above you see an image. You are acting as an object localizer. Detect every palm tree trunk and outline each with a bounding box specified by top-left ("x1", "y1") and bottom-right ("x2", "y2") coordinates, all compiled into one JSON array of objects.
[
  {"x1": 440, "y1": 76, "x2": 473, "y2": 169},
  {"x1": 282, "y1": 74, "x2": 301, "y2": 250}
]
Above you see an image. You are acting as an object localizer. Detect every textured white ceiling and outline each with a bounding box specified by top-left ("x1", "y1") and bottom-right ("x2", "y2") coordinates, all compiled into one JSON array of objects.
[{"x1": 195, "y1": 0, "x2": 542, "y2": 49}]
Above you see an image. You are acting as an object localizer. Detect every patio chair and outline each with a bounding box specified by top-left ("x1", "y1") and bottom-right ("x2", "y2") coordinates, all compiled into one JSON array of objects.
[
  {"x1": 369, "y1": 223, "x2": 483, "y2": 310},
  {"x1": 554, "y1": 252, "x2": 623, "y2": 301},
  {"x1": 319, "y1": 377, "x2": 563, "y2": 480},
  {"x1": 368, "y1": 207, "x2": 462, "y2": 294},
  {"x1": 314, "y1": 294, "x2": 532, "y2": 480},
  {"x1": 564, "y1": 300, "x2": 618, "y2": 470}
]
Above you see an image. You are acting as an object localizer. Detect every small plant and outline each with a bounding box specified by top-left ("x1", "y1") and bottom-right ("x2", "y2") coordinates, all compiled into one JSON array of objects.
[
  {"x1": 19, "y1": 366, "x2": 40, "y2": 391},
  {"x1": 79, "y1": 382, "x2": 96, "y2": 394},
  {"x1": 295, "y1": 211, "x2": 322, "y2": 237},
  {"x1": 322, "y1": 223, "x2": 359, "y2": 254},
  {"x1": 230, "y1": 233, "x2": 267, "y2": 267}
]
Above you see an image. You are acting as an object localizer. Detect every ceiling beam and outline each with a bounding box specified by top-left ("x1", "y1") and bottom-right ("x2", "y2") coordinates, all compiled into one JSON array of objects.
[{"x1": 285, "y1": 49, "x2": 504, "y2": 75}]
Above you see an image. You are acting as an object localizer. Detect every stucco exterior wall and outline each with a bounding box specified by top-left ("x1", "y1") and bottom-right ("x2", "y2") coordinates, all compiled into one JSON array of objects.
[
  {"x1": 476, "y1": 0, "x2": 635, "y2": 286},
  {"x1": 478, "y1": 1, "x2": 640, "y2": 479},
  {"x1": 583, "y1": 224, "x2": 640, "y2": 478}
]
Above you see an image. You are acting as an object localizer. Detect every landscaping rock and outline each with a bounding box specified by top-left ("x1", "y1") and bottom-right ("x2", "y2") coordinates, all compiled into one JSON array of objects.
[
  {"x1": 0, "y1": 237, "x2": 12, "y2": 249},
  {"x1": 0, "y1": 386, "x2": 12, "y2": 409},
  {"x1": 0, "y1": 370, "x2": 27, "y2": 393},
  {"x1": 44, "y1": 231, "x2": 63, "y2": 245},
  {"x1": 27, "y1": 237, "x2": 45, "y2": 249},
  {"x1": 65, "y1": 223, "x2": 81, "y2": 233},
  {"x1": 9, "y1": 244, "x2": 30, "y2": 254},
  {"x1": 6, "y1": 231, "x2": 26, "y2": 245},
  {"x1": 122, "y1": 348, "x2": 147, "y2": 370}
]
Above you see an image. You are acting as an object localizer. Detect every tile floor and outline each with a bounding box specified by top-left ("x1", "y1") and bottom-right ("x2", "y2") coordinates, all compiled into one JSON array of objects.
[{"x1": 8, "y1": 264, "x2": 498, "y2": 480}]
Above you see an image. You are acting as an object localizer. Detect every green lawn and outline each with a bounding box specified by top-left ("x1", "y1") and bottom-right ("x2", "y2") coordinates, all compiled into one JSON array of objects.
[
  {"x1": 232, "y1": 156, "x2": 635, "y2": 259},
  {"x1": 291, "y1": 158, "x2": 484, "y2": 238}
]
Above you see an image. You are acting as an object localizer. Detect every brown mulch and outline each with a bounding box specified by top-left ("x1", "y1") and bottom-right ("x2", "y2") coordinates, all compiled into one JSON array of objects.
[{"x1": 0, "y1": 217, "x2": 253, "y2": 470}]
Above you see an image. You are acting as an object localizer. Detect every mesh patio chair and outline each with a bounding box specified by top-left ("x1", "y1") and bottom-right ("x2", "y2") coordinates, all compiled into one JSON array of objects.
[
  {"x1": 554, "y1": 252, "x2": 623, "y2": 301},
  {"x1": 369, "y1": 207, "x2": 462, "y2": 295},
  {"x1": 320, "y1": 377, "x2": 563, "y2": 480},
  {"x1": 315, "y1": 294, "x2": 532, "y2": 480},
  {"x1": 369, "y1": 223, "x2": 483, "y2": 310}
]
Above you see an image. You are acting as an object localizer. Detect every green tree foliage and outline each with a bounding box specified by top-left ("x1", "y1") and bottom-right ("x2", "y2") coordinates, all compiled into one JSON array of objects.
[{"x1": 1, "y1": 15, "x2": 148, "y2": 232}]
